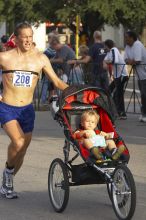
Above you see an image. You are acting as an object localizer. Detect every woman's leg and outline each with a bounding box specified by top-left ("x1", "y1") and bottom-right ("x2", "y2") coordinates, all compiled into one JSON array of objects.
[
  {"x1": 1, "y1": 120, "x2": 32, "y2": 198},
  {"x1": 114, "y1": 76, "x2": 128, "y2": 117},
  {"x1": 3, "y1": 120, "x2": 32, "y2": 174}
]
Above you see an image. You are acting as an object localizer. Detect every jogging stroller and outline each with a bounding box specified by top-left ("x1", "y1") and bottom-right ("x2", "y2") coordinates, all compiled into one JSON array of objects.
[{"x1": 48, "y1": 85, "x2": 136, "y2": 220}]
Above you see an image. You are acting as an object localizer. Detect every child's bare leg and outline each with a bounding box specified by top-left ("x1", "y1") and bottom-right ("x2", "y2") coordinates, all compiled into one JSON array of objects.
[
  {"x1": 82, "y1": 139, "x2": 93, "y2": 150},
  {"x1": 106, "y1": 140, "x2": 125, "y2": 160},
  {"x1": 83, "y1": 139, "x2": 103, "y2": 160},
  {"x1": 106, "y1": 140, "x2": 116, "y2": 151}
]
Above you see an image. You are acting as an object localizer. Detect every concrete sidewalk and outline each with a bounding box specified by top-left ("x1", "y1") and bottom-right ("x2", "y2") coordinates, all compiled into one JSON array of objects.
[{"x1": 0, "y1": 111, "x2": 146, "y2": 220}]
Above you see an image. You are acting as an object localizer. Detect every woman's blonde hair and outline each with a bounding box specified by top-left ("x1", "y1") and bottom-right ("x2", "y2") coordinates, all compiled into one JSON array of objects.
[
  {"x1": 81, "y1": 110, "x2": 100, "y2": 124},
  {"x1": 79, "y1": 45, "x2": 89, "y2": 56}
]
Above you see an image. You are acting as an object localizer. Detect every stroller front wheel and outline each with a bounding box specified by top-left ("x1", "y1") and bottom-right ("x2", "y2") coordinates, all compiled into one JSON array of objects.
[
  {"x1": 107, "y1": 182, "x2": 112, "y2": 201},
  {"x1": 111, "y1": 164, "x2": 136, "y2": 220},
  {"x1": 48, "y1": 158, "x2": 69, "y2": 212}
]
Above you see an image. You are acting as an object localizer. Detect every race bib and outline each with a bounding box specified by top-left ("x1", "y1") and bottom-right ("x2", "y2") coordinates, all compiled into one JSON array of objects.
[{"x1": 13, "y1": 71, "x2": 33, "y2": 87}]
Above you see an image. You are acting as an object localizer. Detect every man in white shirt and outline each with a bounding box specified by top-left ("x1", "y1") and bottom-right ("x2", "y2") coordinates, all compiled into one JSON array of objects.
[
  {"x1": 124, "y1": 31, "x2": 146, "y2": 122},
  {"x1": 104, "y1": 39, "x2": 128, "y2": 119}
]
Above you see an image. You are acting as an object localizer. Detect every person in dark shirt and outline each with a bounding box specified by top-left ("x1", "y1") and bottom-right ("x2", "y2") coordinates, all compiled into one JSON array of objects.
[
  {"x1": 68, "y1": 31, "x2": 109, "y2": 91},
  {"x1": 41, "y1": 33, "x2": 57, "y2": 105},
  {"x1": 50, "y1": 36, "x2": 76, "y2": 77}
]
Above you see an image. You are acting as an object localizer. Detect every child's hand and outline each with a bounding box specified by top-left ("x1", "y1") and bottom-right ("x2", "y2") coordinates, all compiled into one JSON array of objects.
[
  {"x1": 107, "y1": 132, "x2": 114, "y2": 138},
  {"x1": 84, "y1": 130, "x2": 95, "y2": 138},
  {"x1": 100, "y1": 131, "x2": 108, "y2": 138}
]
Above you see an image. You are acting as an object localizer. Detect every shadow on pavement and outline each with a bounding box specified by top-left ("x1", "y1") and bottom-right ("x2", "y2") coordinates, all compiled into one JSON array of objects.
[{"x1": 0, "y1": 180, "x2": 145, "y2": 220}]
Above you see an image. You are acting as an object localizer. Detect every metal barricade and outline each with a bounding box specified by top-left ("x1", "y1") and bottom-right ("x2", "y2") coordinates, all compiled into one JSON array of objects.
[{"x1": 33, "y1": 62, "x2": 145, "y2": 114}]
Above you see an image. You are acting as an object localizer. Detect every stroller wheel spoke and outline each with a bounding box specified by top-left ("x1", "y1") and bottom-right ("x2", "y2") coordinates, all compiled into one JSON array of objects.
[
  {"x1": 111, "y1": 164, "x2": 136, "y2": 220},
  {"x1": 48, "y1": 158, "x2": 69, "y2": 212}
]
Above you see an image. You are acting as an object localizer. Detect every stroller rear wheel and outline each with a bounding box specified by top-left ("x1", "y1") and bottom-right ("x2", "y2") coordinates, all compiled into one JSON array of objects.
[
  {"x1": 48, "y1": 158, "x2": 69, "y2": 212},
  {"x1": 111, "y1": 164, "x2": 136, "y2": 220}
]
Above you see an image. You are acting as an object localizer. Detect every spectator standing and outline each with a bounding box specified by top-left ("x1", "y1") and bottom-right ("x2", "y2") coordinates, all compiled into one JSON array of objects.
[
  {"x1": 0, "y1": 35, "x2": 9, "y2": 51},
  {"x1": 4, "y1": 39, "x2": 16, "y2": 51},
  {"x1": 79, "y1": 26, "x2": 89, "y2": 46},
  {"x1": 124, "y1": 31, "x2": 146, "y2": 122},
  {"x1": 40, "y1": 33, "x2": 56, "y2": 105},
  {"x1": 69, "y1": 45, "x2": 91, "y2": 85},
  {"x1": 50, "y1": 36, "x2": 76, "y2": 83},
  {"x1": 44, "y1": 34, "x2": 56, "y2": 60},
  {"x1": 68, "y1": 30, "x2": 109, "y2": 91},
  {"x1": 104, "y1": 39, "x2": 128, "y2": 119}
]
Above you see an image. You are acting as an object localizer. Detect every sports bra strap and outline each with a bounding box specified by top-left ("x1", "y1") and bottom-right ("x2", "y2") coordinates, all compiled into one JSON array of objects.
[{"x1": 2, "y1": 70, "x2": 39, "y2": 76}]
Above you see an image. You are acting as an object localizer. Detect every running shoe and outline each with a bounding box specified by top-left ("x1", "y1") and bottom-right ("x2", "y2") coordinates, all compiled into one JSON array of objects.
[
  {"x1": 0, "y1": 186, "x2": 18, "y2": 199},
  {"x1": 0, "y1": 168, "x2": 18, "y2": 199}
]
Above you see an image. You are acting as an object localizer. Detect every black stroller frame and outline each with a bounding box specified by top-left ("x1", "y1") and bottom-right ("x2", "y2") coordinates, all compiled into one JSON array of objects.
[{"x1": 48, "y1": 85, "x2": 136, "y2": 220}]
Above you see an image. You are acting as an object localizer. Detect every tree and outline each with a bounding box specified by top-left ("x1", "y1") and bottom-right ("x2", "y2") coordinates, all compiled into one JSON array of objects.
[
  {"x1": 0, "y1": 0, "x2": 44, "y2": 23},
  {"x1": 87, "y1": 0, "x2": 146, "y2": 34},
  {"x1": 55, "y1": 0, "x2": 146, "y2": 35},
  {"x1": 0, "y1": 0, "x2": 52, "y2": 34},
  {"x1": 44, "y1": 0, "x2": 146, "y2": 42},
  {"x1": 0, "y1": 0, "x2": 146, "y2": 36}
]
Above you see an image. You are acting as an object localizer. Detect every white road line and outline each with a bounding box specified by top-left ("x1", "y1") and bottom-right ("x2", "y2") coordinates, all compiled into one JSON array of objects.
[
  {"x1": 126, "y1": 135, "x2": 146, "y2": 140},
  {"x1": 126, "y1": 88, "x2": 140, "y2": 93}
]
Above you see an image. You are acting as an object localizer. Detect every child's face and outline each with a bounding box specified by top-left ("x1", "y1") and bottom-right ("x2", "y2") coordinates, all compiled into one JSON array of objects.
[{"x1": 81, "y1": 115, "x2": 98, "y2": 130}]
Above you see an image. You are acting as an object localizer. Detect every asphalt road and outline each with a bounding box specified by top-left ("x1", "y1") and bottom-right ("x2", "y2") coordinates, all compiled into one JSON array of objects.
[{"x1": 0, "y1": 108, "x2": 146, "y2": 220}]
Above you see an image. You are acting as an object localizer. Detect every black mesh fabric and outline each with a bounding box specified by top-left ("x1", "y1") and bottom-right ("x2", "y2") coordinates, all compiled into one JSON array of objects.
[{"x1": 59, "y1": 85, "x2": 118, "y2": 123}]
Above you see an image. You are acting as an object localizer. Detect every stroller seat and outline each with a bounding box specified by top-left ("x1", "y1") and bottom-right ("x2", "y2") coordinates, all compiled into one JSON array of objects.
[{"x1": 56, "y1": 86, "x2": 130, "y2": 163}]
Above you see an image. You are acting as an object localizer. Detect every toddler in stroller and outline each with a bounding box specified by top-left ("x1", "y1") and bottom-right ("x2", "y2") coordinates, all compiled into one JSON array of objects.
[
  {"x1": 73, "y1": 110, "x2": 126, "y2": 162},
  {"x1": 48, "y1": 85, "x2": 136, "y2": 220}
]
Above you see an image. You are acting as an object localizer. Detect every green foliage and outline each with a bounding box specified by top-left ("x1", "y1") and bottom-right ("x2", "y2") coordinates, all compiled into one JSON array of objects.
[
  {"x1": 0, "y1": 0, "x2": 5, "y2": 20},
  {"x1": 56, "y1": 0, "x2": 146, "y2": 34},
  {"x1": 0, "y1": 0, "x2": 146, "y2": 34},
  {"x1": 0, "y1": 0, "x2": 46, "y2": 24},
  {"x1": 87, "y1": 0, "x2": 146, "y2": 33}
]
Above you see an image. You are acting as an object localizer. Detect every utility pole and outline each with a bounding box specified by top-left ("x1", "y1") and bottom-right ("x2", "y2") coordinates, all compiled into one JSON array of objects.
[{"x1": 75, "y1": 14, "x2": 80, "y2": 59}]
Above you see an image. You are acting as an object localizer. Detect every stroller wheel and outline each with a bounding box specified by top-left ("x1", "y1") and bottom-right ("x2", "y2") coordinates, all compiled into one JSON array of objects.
[
  {"x1": 48, "y1": 158, "x2": 69, "y2": 212},
  {"x1": 111, "y1": 164, "x2": 136, "y2": 220},
  {"x1": 107, "y1": 182, "x2": 112, "y2": 201}
]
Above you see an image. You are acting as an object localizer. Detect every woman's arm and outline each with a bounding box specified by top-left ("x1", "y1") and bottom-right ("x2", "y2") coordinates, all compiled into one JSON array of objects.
[{"x1": 41, "y1": 54, "x2": 69, "y2": 90}]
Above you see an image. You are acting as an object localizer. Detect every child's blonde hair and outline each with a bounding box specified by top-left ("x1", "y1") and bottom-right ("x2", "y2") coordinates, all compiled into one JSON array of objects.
[{"x1": 81, "y1": 110, "x2": 100, "y2": 124}]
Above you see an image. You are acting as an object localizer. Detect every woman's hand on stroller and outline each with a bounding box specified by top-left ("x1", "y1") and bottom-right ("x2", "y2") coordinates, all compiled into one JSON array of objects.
[{"x1": 67, "y1": 60, "x2": 77, "y2": 65}]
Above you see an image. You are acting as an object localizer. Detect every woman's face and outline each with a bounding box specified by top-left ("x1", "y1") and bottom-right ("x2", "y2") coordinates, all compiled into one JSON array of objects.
[
  {"x1": 125, "y1": 34, "x2": 134, "y2": 46},
  {"x1": 15, "y1": 28, "x2": 33, "y2": 52},
  {"x1": 104, "y1": 44, "x2": 110, "y2": 52}
]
